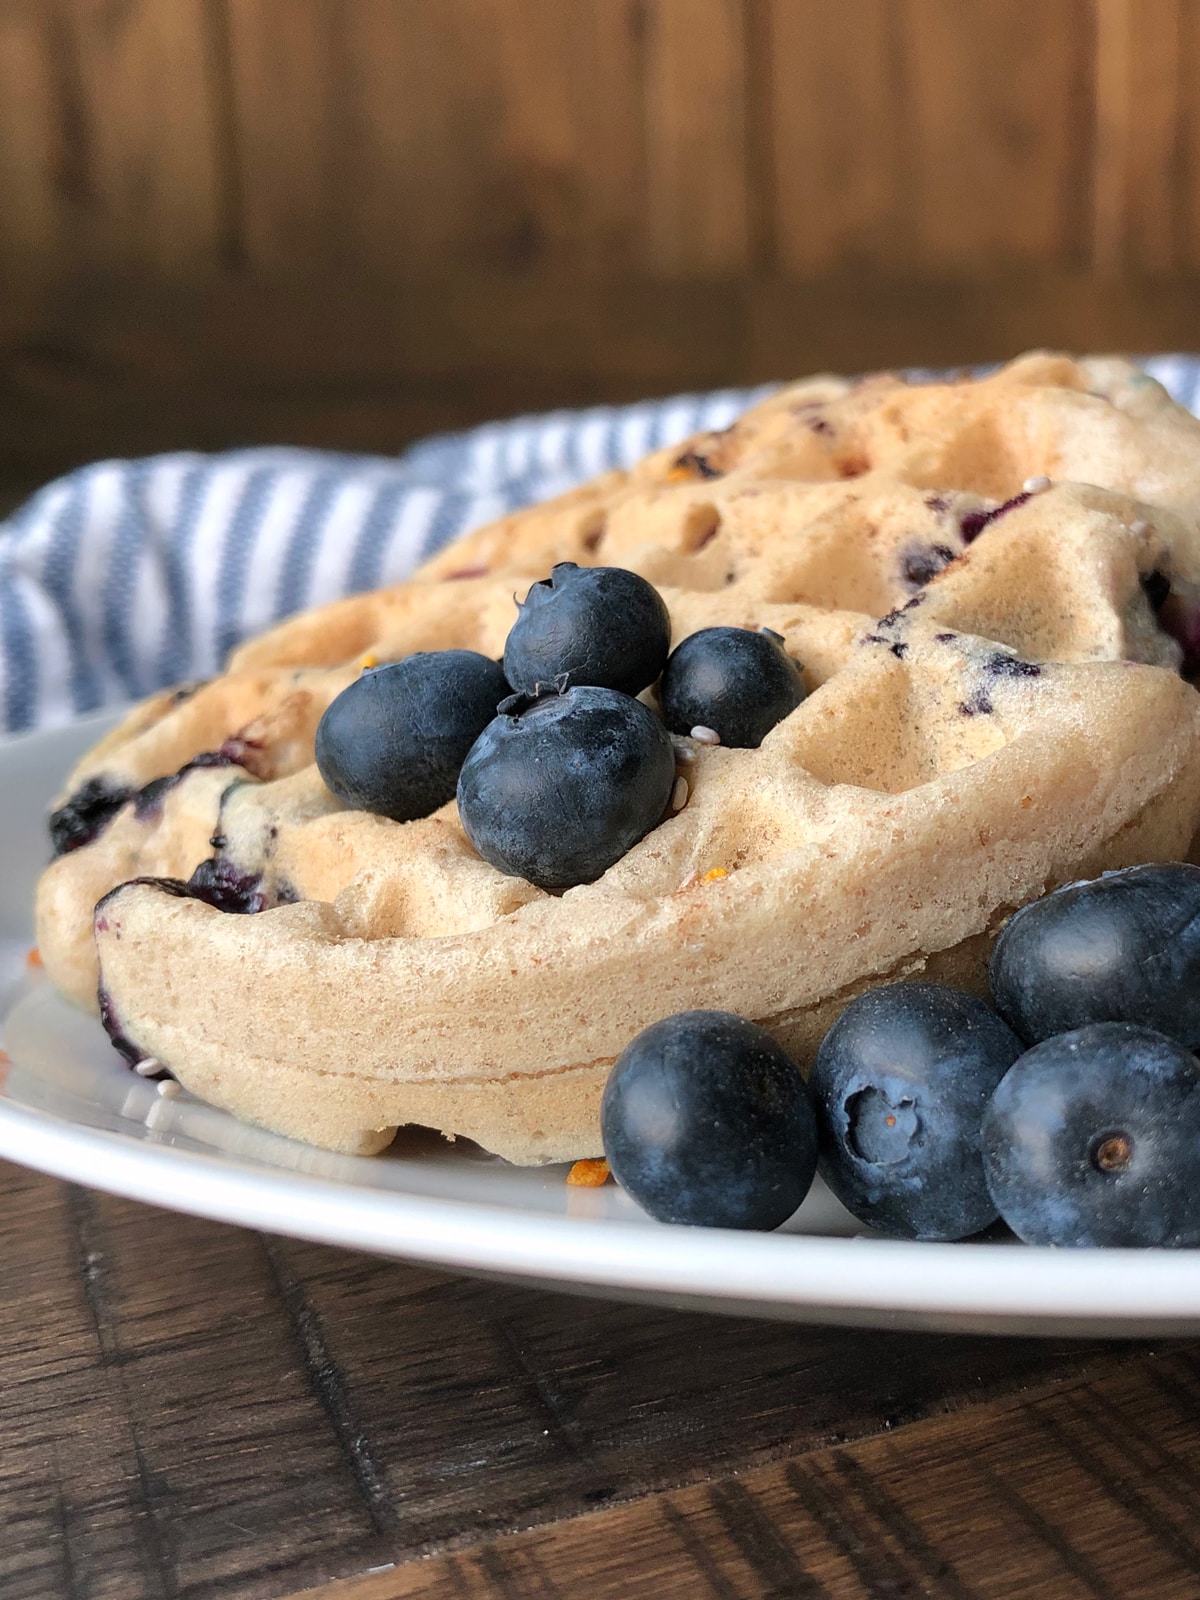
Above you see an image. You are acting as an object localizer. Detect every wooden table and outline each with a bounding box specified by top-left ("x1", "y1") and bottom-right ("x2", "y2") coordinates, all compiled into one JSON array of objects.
[{"x1": 4, "y1": 1158, "x2": 1200, "y2": 1600}]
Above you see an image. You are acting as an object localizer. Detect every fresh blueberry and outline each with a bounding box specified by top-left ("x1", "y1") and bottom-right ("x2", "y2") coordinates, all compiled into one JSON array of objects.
[
  {"x1": 601, "y1": 1011, "x2": 818, "y2": 1229},
  {"x1": 989, "y1": 863, "x2": 1200, "y2": 1049},
  {"x1": 811, "y1": 982, "x2": 1023, "y2": 1240},
  {"x1": 659, "y1": 627, "x2": 806, "y2": 747},
  {"x1": 457, "y1": 684, "x2": 675, "y2": 889},
  {"x1": 983, "y1": 1023, "x2": 1200, "y2": 1247},
  {"x1": 315, "y1": 650, "x2": 509, "y2": 823},
  {"x1": 503, "y1": 563, "x2": 671, "y2": 697}
]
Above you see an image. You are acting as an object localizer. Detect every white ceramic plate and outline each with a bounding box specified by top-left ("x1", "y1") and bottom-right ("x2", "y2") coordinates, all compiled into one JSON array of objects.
[{"x1": 3, "y1": 713, "x2": 1200, "y2": 1336}]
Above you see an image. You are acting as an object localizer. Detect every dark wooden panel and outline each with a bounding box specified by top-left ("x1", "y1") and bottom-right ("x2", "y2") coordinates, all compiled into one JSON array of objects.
[
  {"x1": 768, "y1": 1, "x2": 909, "y2": 275},
  {"x1": 61, "y1": 0, "x2": 225, "y2": 274},
  {"x1": 0, "y1": 1157, "x2": 1169, "y2": 1600},
  {"x1": 770, "y1": 0, "x2": 1094, "y2": 275},
  {"x1": 226, "y1": 0, "x2": 648, "y2": 279},
  {"x1": 268, "y1": 1230, "x2": 1130, "y2": 1550},
  {"x1": 1094, "y1": 0, "x2": 1175, "y2": 269},
  {"x1": 6, "y1": 3, "x2": 1200, "y2": 290},
  {"x1": 0, "y1": 1161, "x2": 157, "y2": 1600},
  {"x1": 0, "y1": 1169, "x2": 386, "y2": 1600},
  {"x1": 7, "y1": 267, "x2": 1200, "y2": 489},
  {"x1": 223, "y1": 0, "x2": 342, "y2": 274},
  {"x1": 1092, "y1": 0, "x2": 1200, "y2": 273},
  {"x1": 0, "y1": 1, "x2": 227, "y2": 279},
  {"x1": 0, "y1": 3, "x2": 61, "y2": 269},
  {"x1": 641, "y1": 0, "x2": 751, "y2": 274},
  {"x1": 304, "y1": 1348, "x2": 1200, "y2": 1600},
  {"x1": 2, "y1": 1, "x2": 1200, "y2": 495},
  {"x1": 898, "y1": 0, "x2": 1095, "y2": 270}
]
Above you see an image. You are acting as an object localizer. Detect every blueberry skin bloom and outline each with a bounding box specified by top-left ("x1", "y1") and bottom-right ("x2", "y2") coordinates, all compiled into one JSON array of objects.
[
  {"x1": 601, "y1": 1011, "x2": 818, "y2": 1229},
  {"x1": 989, "y1": 863, "x2": 1200, "y2": 1048},
  {"x1": 659, "y1": 627, "x2": 807, "y2": 747},
  {"x1": 811, "y1": 982, "x2": 1023, "y2": 1240},
  {"x1": 315, "y1": 651, "x2": 509, "y2": 823},
  {"x1": 457, "y1": 685, "x2": 675, "y2": 890},
  {"x1": 983, "y1": 1023, "x2": 1200, "y2": 1247},
  {"x1": 503, "y1": 563, "x2": 671, "y2": 698}
]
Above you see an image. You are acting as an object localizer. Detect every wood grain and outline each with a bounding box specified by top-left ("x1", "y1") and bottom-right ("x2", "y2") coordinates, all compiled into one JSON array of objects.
[
  {"x1": 898, "y1": 0, "x2": 1094, "y2": 270},
  {"x1": 226, "y1": 0, "x2": 649, "y2": 280},
  {"x1": 641, "y1": 0, "x2": 752, "y2": 275},
  {"x1": 0, "y1": 4, "x2": 61, "y2": 269},
  {"x1": 1093, "y1": 0, "x2": 1185, "y2": 271},
  {"x1": 2, "y1": 1155, "x2": 1187, "y2": 1600},
  {"x1": 309, "y1": 1349, "x2": 1200, "y2": 1598},
  {"x1": 2, "y1": 3, "x2": 1200, "y2": 484},
  {"x1": 768, "y1": 2, "x2": 909, "y2": 275},
  {"x1": 224, "y1": 0, "x2": 344, "y2": 274},
  {"x1": 59, "y1": 0, "x2": 225, "y2": 275},
  {"x1": 8, "y1": 265, "x2": 1200, "y2": 488}
]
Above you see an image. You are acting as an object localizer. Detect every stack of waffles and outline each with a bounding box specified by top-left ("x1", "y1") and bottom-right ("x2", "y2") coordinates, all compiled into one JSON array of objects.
[{"x1": 35, "y1": 353, "x2": 1200, "y2": 1162}]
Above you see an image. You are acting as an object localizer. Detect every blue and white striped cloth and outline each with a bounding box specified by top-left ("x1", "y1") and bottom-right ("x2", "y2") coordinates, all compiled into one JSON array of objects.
[{"x1": 2, "y1": 357, "x2": 1199, "y2": 735}]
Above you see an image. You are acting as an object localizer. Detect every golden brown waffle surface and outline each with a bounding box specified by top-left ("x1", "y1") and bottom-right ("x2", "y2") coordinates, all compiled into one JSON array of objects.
[{"x1": 35, "y1": 353, "x2": 1200, "y2": 1161}]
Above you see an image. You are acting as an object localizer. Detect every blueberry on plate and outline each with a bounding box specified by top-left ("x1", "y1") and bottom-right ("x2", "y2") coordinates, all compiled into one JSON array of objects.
[
  {"x1": 315, "y1": 650, "x2": 509, "y2": 822},
  {"x1": 601, "y1": 1011, "x2": 818, "y2": 1229},
  {"x1": 503, "y1": 563, "x2": 671, "y2": 698},
  {"x1": 811, "y1": 982, "x2": 1023, "y2": 1240},
  {"x1": 659, "y1": 626, "x2": 806, "y2": 748},
  {"x1": 457, "y1": 684, "x2": 675, "y2": 889},
  {"x1": 983, "y1": 1023, "x2": 1200, "y2": 1247},
  {"x1": 989, "y1": 863, "x2": 1200, "y2": 1048}
]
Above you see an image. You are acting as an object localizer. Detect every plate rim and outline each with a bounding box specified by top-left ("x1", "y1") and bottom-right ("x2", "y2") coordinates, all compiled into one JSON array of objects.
[
  {"x1": 4, "y1": 1090, "x2": 1200, "y2": 1332},
  {"x1": 9, "y1": 710, "x2": 1200, "y2": 1336}
]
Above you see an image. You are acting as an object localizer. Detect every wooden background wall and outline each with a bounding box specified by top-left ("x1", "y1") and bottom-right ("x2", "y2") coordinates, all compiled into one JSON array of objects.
[{"x1": 2, "y1": 0, "x2": 1200, "y2": 492}]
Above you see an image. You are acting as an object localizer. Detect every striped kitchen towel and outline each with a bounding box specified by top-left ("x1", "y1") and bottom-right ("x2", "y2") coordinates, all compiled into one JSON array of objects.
[{"x1": 0, "y1": 357, "x2": 1197, "y2": 735}]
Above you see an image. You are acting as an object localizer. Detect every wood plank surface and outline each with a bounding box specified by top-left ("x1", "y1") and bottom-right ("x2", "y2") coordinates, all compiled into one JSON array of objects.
[
  {"x1": 768, "y1": 1, "x2": 909, "y2": 276},
  {"x1": 0, "y1": 3, "x2": 62, "y2": 270},
  {"x1": 2, "y1": 2, "x2": 1200, "y2": 487},
  {"x1": 0, "y1": 0, "x2": 1191, "y2": 490},
  {"x1": 314, "y1": 1349, "x2": 1200, "y2": 1599},
  {"x1": 227, "y1": 0, "x2": 650, "y2": 280},
  {"x1": 1095, "y1": 0, "x2": 1174, "y2": 270},
  {"x1": 3, "y1": 1154, "x2": 1199, "y2": 1600},
  {"x1": 641, "y1": 0, "x2": 751, "y2": 275},
  {"x1": 60, "y1": 0, "x2": 225, "y2": 276},
  {"x1": 898, "y1": 0, "x2": 1095, "y2": 270},
  {"x1": 7, "y1": 266, "x2": 1200, "y2": 490}
]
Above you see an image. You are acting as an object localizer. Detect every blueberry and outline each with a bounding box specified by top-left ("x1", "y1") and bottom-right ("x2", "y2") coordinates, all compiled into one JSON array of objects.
[
  {"x1": 659, "y1": 627, "x2": 806, "y2": 747},
  {"x1": 315, "y1": 651, "x2": 509, "y2": 823},
  {"x1": 811, "y1": 982, "x2": 1023, "y2": 1240},
  {"x1": 457, "y1": 685, "x2": 674, "y2": 889},
  {"x1": 95, "y1": 869, "x2": 266, "y2": 922},
  {"x1": 989, "y1": 863, "x2": 1200, "y2": 1049},
  {"x1": 601, "y1": 1011, "x2": 818, "y2": 1229},
  {"x1": 185, "y1": 859, "x2": 266, "y2": 914},
  {"x1": 982, "y1": 1023, "x2": 1200, "y2": 1247},
  {"x1": 49, "y1": 777, "x2": 134, "y2": 855},
  {"x1": 959, "y1": 490, "x2": 1032, "y2": 544},
  {"x1": 503, "y1": 563, "x2": 671, "y2": 697}
]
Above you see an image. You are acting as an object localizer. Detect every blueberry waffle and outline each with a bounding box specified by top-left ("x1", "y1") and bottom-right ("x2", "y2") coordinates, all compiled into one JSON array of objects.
[{"x1": 35, "y1": 353, "x2": 1200, "y2": 1161}]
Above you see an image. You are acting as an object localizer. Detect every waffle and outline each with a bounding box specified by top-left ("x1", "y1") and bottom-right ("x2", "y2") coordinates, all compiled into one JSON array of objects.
[{"x1": 34, "y1": 353, "x2": 1200, "y2": 1162}]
